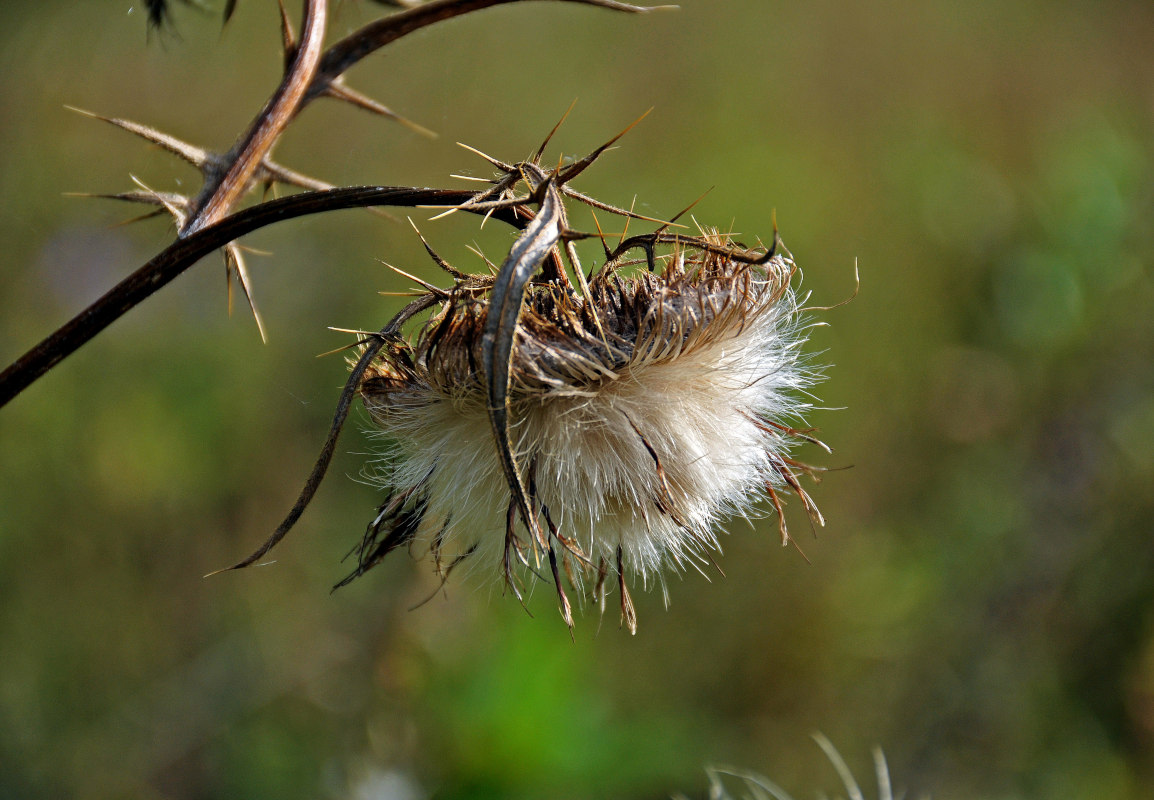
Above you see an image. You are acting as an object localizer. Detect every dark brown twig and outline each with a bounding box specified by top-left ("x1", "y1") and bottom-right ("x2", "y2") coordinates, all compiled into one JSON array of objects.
[{"x1": 0, "y1": 186, "x2": 505, "y2": 409}]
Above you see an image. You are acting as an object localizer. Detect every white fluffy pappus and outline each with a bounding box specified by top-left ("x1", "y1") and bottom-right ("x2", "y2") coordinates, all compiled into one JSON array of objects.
[{"x1": 344, "y1": 229, "x2": 829, "y2": 631}]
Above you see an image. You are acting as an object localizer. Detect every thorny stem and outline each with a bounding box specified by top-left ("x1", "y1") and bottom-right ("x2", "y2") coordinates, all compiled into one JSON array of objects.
[
  {"x1": 0, "y1": 186, "x2": 503, "y2": 409},
  {"x1": 190, "y1": 0, "x2": 662, "y2": 234},
  {"x1": 185, "y1": 0, "x2": 328, "y2": 234}
]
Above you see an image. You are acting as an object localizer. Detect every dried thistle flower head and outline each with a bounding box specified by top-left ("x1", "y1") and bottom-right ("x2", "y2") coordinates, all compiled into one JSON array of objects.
[
  {"x1": 334, "y1": 145, "x2": 829, "y2": 632},
  {"x1": 220, "y1": 124, "x2": 832, "y2": 632}
]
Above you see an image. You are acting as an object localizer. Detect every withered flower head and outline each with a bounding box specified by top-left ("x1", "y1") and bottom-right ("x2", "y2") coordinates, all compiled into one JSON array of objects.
[
  {"x1": 220, "y1": 124, "x2": 832, "y2": 633},
  {"x1": 335, "y1": 140, "x2": 829, "y2": 633}
]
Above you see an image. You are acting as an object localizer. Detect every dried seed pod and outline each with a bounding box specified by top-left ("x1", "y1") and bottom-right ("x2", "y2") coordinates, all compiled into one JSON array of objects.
[{"x1": 347, "y1": 226, "x2": 827, "y2": 630}]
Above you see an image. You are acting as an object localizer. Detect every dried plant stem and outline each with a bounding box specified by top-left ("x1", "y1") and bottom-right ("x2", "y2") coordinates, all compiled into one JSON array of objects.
[
  {"x1": 0, "y1": 187, "x2": 501, "y2": 409},
  {"x1": 189, "y1": 0, "x2": 662, "y2": 234},
  {"x1": 184, "y1": 0, "x2": 328, "y2": 234}
]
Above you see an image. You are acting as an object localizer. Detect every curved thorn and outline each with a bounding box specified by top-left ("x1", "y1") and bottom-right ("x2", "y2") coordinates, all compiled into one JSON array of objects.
[
  {"x1": 533, "y1": 98, "x2": 578, "y2": 164},
  {"x1": 456, "y1": 141, "x2": 514, "y2": 172},
  {"x1": 665, "y1": 186, "x2": 713, "y2": 227},
  {"x1": 276, "y1": 0, "x2": 296, "y2": 57},
  {"x1": 67, "y1": 105, "x2": 214, "y2": 169},
  {"x1": 224, "y1": 243, "x2": 268, "y2": 343},
  {"x1": 408, "y1": 218, "x2": 469, "y2": 279},
  {"x1": 556, "y1": 107, "x2": 652, "y2": 185},
  {"x1": 324, "y1": 78, "x2": 437, "y2": 138}
]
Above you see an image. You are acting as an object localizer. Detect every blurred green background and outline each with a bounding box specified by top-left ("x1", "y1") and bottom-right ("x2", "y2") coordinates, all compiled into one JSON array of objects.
[{"x1": 2, "y1": 1, "x2": 1154, "y2": 797}]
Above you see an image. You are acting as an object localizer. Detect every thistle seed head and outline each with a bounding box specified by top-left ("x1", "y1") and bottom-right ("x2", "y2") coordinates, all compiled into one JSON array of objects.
[{"x1": 349, "y1": 222, "x2": 827, "y2": 630}]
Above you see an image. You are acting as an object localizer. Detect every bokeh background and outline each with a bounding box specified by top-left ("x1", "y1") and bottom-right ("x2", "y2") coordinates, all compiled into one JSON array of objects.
[{"x1": 2, "y1": 1, "x2": 1154, "y2": 797}]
